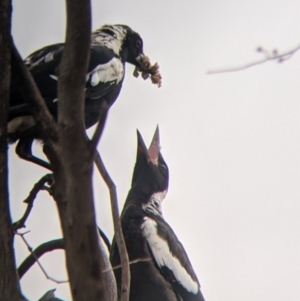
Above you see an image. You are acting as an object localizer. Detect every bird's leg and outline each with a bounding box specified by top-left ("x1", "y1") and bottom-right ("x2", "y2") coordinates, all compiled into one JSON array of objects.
[{"x1": 15, "y1": 137, "x2": 52, "y2": 170}]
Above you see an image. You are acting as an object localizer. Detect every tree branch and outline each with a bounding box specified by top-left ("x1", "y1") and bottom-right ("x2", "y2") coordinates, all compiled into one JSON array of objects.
[
  {"x1": 103, "y1": 258, "x2": 151, "y2": 274},
  {"x1": 207, "y1": 43, "x2": 300, "y2": 74},
  {"x1": 89, "y1": 101, "x2": 109, "y2": 152},
  {"x1": 98, "y1": 227, "x2": 111, "y2": 252},
  {"x1": 17, "y1": 235, "x2": 66, "y2": 283},
  {"x1": 13, "y1": 174, "x2": 53, "y2": 231},
  {"x1": 0, "y1": 0, "x2": 22, "y2": 299},
  {"x1": 10, "y1": 40, "x2": 58, "y2": 142},
  {"x1": 94, "y1": 151, "x2": 130, "y2": 301},
  {"x1": 51, "y1": 1, "x2": 110, "y2": 300}
]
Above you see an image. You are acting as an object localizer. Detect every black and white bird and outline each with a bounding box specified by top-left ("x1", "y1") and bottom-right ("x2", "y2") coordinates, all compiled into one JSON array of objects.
[
  {"x1": 8, "y1": 24, "x2": 159, "y2": 169},
  {"x1": 110, "y1": 127, "x2": 206, "y2": 301}
]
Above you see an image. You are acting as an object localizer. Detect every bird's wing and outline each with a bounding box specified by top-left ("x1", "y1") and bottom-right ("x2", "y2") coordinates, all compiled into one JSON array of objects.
[
  {"x1": 10, "y1": 43, "x2": 64, "y2": 110},
  {"x1": 85, "y1": 45, "x2": 124, "y2": 100},
  {"x1": 26, "y1": 43, "x2": 124, "y2": 101},
  {"x1": 10, "y1": 44, "x2": 125, "y2": 118},
  {"x1": 24, "y1": 43, "x2": 64, "y2": 70},
  {"x1": 141, "y1": 216, "x2": 205, "y2": 301}
]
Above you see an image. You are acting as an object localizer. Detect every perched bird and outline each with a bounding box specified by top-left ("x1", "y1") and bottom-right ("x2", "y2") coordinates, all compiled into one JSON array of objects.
[
  {"x1": 110, "y1": 127, "x2": 206, "y2": 301},
  {"x1": 8, "y1": 24, "x2": 161, "y2": 169}
]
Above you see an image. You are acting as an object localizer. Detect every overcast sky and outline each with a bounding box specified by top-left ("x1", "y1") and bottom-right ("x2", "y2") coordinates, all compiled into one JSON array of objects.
[{"x1": 10, "y1": 0, "x2": 300, "y2": 300}]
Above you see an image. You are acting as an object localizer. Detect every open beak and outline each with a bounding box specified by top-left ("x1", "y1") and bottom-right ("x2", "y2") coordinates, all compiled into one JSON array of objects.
[
  {"x1": 148, "y1": 126, "x2": 160, "y2": 165},
  {"x1": 137, "y1": 126, "x2": 160, "y2": 166}
]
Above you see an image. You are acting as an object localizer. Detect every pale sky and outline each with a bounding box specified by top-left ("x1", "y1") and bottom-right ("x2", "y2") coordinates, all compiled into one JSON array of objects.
[{"x1": 10, "y1": 0, "x2": 300, "y2": 300}]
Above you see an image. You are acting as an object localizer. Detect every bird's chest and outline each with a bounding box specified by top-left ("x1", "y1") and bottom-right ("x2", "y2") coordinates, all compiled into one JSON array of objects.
[{"x1": 122, "y1": 214, "x2": 151, "y2": 261}]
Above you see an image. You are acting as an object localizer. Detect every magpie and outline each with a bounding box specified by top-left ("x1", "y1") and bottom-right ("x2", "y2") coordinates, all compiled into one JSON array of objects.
[
  {"x1": 110, "y1": 127, "x2": 206, "y2": 301},
  {"x1": 8, "y1": 24, "x2": 161, "y2": 169}
]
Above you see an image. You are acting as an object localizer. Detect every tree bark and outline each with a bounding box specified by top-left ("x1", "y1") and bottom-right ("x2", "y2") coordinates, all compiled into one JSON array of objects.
[
  {"x1": 50, "y1": 1, "x2": 109, "y2": 300},
  {"x1": 9, "y1": 0, "x2": 114, "y2": 299},
  {"x1": 0, "y1": 0, "x2": 22, "y2": 300}
]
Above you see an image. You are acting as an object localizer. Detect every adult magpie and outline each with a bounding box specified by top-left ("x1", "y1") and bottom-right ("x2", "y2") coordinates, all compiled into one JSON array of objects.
[
  {"x1": 110, "y1": 127, "x2": 206, "y2": 301},
  {"x1": 8, "y1": 24, "x2": 161, "y2": 169}
]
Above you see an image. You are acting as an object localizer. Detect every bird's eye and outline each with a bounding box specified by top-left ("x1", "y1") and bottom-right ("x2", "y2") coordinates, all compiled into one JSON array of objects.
[{"x1": 136, "y1": 40, "x2": 142, "y2": 49}]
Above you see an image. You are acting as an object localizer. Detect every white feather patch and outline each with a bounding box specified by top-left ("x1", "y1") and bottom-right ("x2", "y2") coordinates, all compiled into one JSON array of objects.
[
  {"x1": 44, "y1": 52, "x2": 55, "y2": 63},
  {"x1": 141, "y1": 217, "x2": 199, "y2": 294},
  {"x1": 92, "y1": 25, "x2": 127, "y2": 55},
  {"x1": 142, "y1": 190, "x2": 167, "y2": 215},
  {"x1": 49, "y1": 74, "x2": 58, "y2": 81},
  {"x1": 87, "y1": 58, "x2": 124, "y2": 86},
  {"x1": 25, "y1": 48, "x2": 61, "y2": 70}
]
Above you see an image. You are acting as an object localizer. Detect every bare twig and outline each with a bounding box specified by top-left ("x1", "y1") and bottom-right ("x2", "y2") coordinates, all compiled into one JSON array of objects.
[
  {"x1": 98, "y1": 227, "x2": 111, "y2": 252},
  {"x1": 207, "y1": 43, "x2": 300, "y2": 74},
  {"x1": 103, "y1": 257, "x2": 151, "y2": 274},
  {"x1": 16, "y1": 234, "x2": 67, "y2": 283},
  {"x1": 13, "y1": 174, "x2": 53, "y2": 231},
  {"x1": 94, "y1": 151, "x2": 130, "y2": 301}
]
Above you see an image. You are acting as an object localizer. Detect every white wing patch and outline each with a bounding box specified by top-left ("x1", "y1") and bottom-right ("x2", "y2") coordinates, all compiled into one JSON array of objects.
[
  {"x1": 25, "y1": 48, "x2": 62, "y2": 70},
  {"x1": 141, "y1": 217, "x2": 199, "y2": 294},
  {"x1": 87, "y1": 58, "x2": 124, "y2": 86},
  {"x1": 49, "y1": 74, "x2": 58, "y2": 81}
]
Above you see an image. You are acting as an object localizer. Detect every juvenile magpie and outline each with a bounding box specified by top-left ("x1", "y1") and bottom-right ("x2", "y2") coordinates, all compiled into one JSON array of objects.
[
  {"x1": 110, "y1": 127, "x2": 206, "y2": 301},
  {"x1": 8, "y1": 24, "x2": 161, "y2": 169}
]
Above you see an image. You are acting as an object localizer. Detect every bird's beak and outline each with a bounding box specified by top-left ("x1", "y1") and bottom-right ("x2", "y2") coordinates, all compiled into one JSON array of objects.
[
  {"x1": 135, "y1": 53, "x2": 147, "y2": 69},
  {"x1": 148, "y1": 125, "x2": 160, "y2": 165},
  {"x1": 137, "y1": 126, "x2": 160, "y2": 166}
]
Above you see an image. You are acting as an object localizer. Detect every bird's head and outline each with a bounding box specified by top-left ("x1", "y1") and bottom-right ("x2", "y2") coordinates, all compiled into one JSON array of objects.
[
  {"x1": 93, "y1": 24, "x2": 162, "y2": 87},
  {"x1": 131, "y1": 126, "x2": 169, "y2": 202},
  {"x1": 117, "y1": 25, "x2": 145, "y2": 67}
]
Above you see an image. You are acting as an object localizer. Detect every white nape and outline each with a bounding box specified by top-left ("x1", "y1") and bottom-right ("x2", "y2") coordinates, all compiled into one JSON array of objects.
[
  {"x1": 142, "y1": 190, "x2": 167, "y2": 216},
  {"x1": 92, "y1": 25, "x2": 127, "y2": 56}
]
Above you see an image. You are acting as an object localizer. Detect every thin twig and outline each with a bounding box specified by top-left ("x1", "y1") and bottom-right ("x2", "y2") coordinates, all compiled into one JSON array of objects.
[
  {"x1": 207, "y1": 43, "x2": 300, "y2": 74},
  {"x1": 94, "y1": 151, "x2": 130, "y2": 301},
  {"x1": 13, "y1": 174, "x2": 53, "y2": 231},
  {"x1": 16, "y1": 234, "x2": 67, "y2": 283},
  {"x1": 103, "y1": 257, "x2": 151, "y2": 274}
]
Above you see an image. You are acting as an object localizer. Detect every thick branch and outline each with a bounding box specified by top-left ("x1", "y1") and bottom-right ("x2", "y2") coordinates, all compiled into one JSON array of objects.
[
  {"x1": 58, "y1": 0, "x2": 91, "y2": 129},
  {"x1": 52, "y1": 1, "x2": 109, "y2": 300},
  {"x1": 18, "y1": 239, "x2": 64, "y2": 280},
  {"x1": 17, "y1": 230, "x2": 111, "y2": 280},
  {"x1": 10, "y1": 41, "x2": 57, "y2": 142},
  {"x1": 98, "y1": 228, "x2": 111, "y2": 252},
  {"x1": 0, "y1": 0, "x2": 22, "y2": 300},
  {"x1": 89, "y1": 101, "x2": 109, "y2": 151},
  {"x1": 207, "y1": 43, "x2": 300, "y2": 74},
  {"x1": 94, "y1": 151, "x2": 130, "y2": 301}
]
